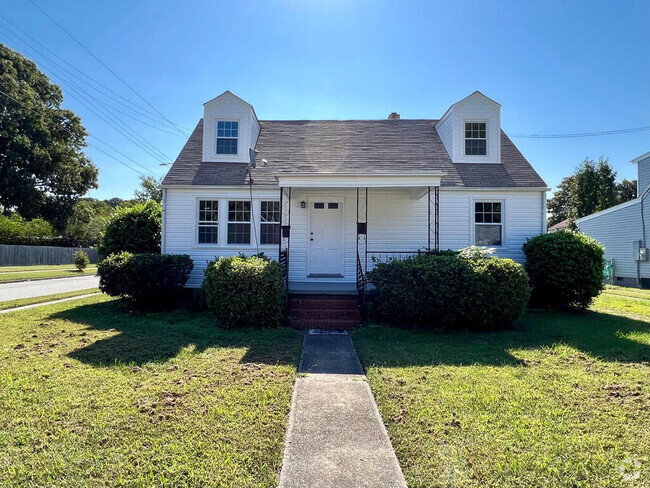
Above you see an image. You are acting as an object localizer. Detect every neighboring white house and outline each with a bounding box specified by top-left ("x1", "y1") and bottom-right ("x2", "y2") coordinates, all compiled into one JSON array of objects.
[
  {"x1": 576, "y1": 151, "x2": 650, "y2": 288},
  {"x1": 161, "y1": 90, "x2": 548, "y2": 292}
]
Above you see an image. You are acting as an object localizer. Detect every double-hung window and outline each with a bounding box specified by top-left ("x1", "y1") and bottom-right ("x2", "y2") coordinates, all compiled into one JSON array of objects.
[
  {"x1": 198, "y1": 200, "x2": 219, "y2": 244},
  {"x1": 216, "y1": 121, "x2": 238, "y2": 155},
  {"x1": 228, "y1": 201, "x2": 251, "y2": 244},
  {"x1": 260, "y1": 201, "x2": 280, "y2": 245},
  {"x1": 474, "y1": 202, "x2": 503, "y2": 246},
  {"x1": 465, "y1": 122, "x2": 487, "y2": 156}
]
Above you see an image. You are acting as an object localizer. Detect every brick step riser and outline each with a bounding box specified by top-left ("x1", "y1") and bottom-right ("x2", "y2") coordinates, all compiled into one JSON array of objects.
[
  {"x1": 290, "y1": 300, "x2": 358, "y2": 310},
  {"x1": 291, "y1": 309, "x2": 360, "y2": 319},
  {"x1": 288, "y1": 319, "x2": 359, "y2": 330}
]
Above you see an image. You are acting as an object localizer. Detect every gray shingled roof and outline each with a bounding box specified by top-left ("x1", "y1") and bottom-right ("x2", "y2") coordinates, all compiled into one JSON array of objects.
[{"x1": 162, "y1": 119, "x2": 547, "y2": 188}]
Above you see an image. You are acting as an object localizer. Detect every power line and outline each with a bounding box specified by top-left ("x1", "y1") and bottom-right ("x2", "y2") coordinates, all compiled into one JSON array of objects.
[
  {"x1": 510, "y1": 126, "x2": 650, "y2": 139},
  {"x1": 0, "y1": 88, "x2": 153, "y2": 178},
  {"x1": 0, "y1": 28, "x2": 175, "y2": 166},
  {"x1": 0, "y1": 13, "x2": 190, "y2": 135},
  {"x1": 27, "y1": 0, "x2": 189, "y2": 137}
]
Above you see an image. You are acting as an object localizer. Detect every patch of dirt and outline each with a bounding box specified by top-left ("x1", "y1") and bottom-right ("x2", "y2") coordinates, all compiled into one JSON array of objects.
[{"x1": 392, "y1": 408, "x2": 408, "y2": 424}]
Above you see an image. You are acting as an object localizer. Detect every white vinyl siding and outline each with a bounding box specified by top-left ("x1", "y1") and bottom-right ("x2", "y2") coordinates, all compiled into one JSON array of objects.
[
  {"x1": 638, "y1": 155, "x2": 650, "y2": 196},
  {"x1": 164, "y1": 187, "x2": 545, "y2": 287}
]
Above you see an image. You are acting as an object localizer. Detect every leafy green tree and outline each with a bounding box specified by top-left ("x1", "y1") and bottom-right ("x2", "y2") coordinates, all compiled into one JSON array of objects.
[
  {"x1": 63, "y1": 199, "x2": 114, "y2": 247},
  {"x1": 0, "y1": 43, "x2": 98, "y2": 230},
  {"x1": 617, "y1": 179, "x2": 637, "y2": 202},
  {"x1": 105, "y1": 197, "x2": 125, "y2": 208},
  {"x1": 548, "y1": 157, "x2": 622, "y2": 229},
  {"x1": 547, "y1": 176, "x2": 574, "y2": 228},
  {"x1": 0, "y1": 214, "x2": 54, "y2": 244},
  {"x1": 134, "y1": 176, "x2": 162, "y2": 203},
  {"x1": 98, "y1": 200, "x2": 161, "y2": 256}
]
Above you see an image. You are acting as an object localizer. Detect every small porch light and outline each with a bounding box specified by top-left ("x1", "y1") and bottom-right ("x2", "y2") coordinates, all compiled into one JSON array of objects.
[{"x1": 300, "y1": 201, "x2": 306, "y2": 209}]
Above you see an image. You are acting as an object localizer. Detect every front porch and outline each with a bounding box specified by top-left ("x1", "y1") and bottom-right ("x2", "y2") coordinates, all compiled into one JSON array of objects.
[{"x1": 275, "y1": 172, "x2": 442, "y2": 298}]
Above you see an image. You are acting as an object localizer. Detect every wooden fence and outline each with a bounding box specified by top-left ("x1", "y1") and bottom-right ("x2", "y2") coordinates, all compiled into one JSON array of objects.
[{"x1": 0, "y1": 244, "x2": 99, "y2": 266}]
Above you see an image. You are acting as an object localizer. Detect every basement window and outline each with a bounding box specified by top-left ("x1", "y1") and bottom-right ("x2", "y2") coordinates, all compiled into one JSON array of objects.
[
  {"x1": 198, "y1": 200, "x2": 219, "y2": 244},
  {"x1": 228, "y1": 201, "x2": 251, "y2": 244},
  {"x1": 465, "y1": 122, "x2": 487, "y2": 156},
  {"x1": 474, "y1": 201, "x2": 502, "y2": 246},
  {"x1": 216, "y1": 121, "x2": 238, "y2": 155}
]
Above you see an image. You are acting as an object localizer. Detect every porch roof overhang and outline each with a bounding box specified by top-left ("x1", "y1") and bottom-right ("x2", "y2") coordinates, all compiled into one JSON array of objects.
[{"x1": 275, "y1": 171, "x2": 445, "y2": 189}]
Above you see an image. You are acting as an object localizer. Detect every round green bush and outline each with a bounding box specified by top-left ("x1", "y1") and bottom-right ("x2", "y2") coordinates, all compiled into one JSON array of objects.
[
  {"x1": 98, "y1": 252, "x2": 193, "y2": 307},
  {"x1": 98, "y1": 201, "x2": 161, "y2": 256},
  {"x1": 74, "y1": 249, "x2": 90, "y2": 271},
  {"x1": 523, "y1": 231, "x2": 604, "y2": 309},
  {"x1": 368, "y1": 253, "x2": 530, "y2": 329},
  {"x1": 202, "y1": 254, "x2": 284, "y2": 328}
]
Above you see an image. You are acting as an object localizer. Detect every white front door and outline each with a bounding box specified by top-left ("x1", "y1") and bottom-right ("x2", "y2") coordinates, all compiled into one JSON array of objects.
[{"x1": 308, "y1": 201, "x2": 343, "y2": 276}]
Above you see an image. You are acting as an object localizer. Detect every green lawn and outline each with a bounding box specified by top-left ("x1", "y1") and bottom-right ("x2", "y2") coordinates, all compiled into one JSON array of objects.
[
  {"x1": 0, "y1": 295, "x2": 302, "y2": 488},
  {"x1": 0, "y1": 288, "x2": 100, "y2": 311},
  {"x1": 0, "y1": 264, "x2": 97, "y2": 282},
  {"x1": 354, "y1": 288, "x2": 650, "y2": 488}
]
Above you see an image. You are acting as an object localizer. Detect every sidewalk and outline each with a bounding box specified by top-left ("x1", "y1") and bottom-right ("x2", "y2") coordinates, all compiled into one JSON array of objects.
[{"x1": 278, "y1": 332, "x2": 407, "y2": 488}]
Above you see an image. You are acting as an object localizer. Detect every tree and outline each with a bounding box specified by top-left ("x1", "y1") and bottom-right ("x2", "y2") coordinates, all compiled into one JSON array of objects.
[
  {"x1": 547, "y1": 176, "x2": 574, "y2": 228},
  {"x1": 547, "y1": 157, "x2": 622, "y2": 229},
  {"x1": 0, "y1": 43, "x2": 98, "y2": 230},
  {"x1": 617, "y1": 179, "x2": 637, "y2": 203},
  {"x1": 134, "y1": 176, "x2": 162, "y2": 203},
  {"x1": 63, "y1": 199, "x2": 114, "y2": 247},
  {"x1": 98, "y1": 200, "x2": 162, "y2": 256}
]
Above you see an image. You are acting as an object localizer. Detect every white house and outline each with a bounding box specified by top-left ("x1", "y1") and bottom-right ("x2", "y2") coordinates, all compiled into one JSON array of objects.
[
  {"x1": 161, "y1": 91, "x2": 548, "y2": 300},
  {"x1": 576, "y1": 151, "x2": 650, "y2": 288}
]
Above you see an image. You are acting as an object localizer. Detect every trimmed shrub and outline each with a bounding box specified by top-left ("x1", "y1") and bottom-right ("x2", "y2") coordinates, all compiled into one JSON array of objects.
[
  {"x1": 74, "y1": 249, "x2": 90, "y2": 271},
  {"x1": 98, "y1": 201, "x2": 161, "y2": 256},
  {"x1": 202, "y1": 254, "x2": 284, "y2": 328},
  {"x1": 368, "y1": 253, "x2": 530, "y2": 329},
  {"x1": 523, "y1": 231, "x2": 604, "y2": 309},
  {"x1": 98, "y1": 252, "x2": 193, "y2": 307}
]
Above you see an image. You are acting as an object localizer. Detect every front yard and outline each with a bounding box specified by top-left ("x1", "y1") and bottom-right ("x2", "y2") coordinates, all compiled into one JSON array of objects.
[
  {"x1": 0, "y1": 264, "x2": 98, "y2": 282},
  {"x1": 0, "y1": 295, "x2": 302, "y2": 488},
  {"x1": 354, "y1": 286, "x2": 650, "y2": 487}
]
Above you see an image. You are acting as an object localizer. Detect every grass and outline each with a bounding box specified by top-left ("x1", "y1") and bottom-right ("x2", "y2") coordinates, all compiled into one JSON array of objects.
[
  {"x1": 0, "y1": 295, "x2": 303, "y2": 488},
  {"x1": 0, "y1": 264, "x2": 97, "y2": 282},
  {"x1": 0, "y1": 288, "x2": 100, "y2": 311},
  {"x1": 354, "y1": 288, "x2": 650, "y2": 488}
]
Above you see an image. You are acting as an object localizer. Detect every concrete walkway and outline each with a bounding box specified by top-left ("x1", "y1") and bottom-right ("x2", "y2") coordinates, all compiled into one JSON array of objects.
[
  {"x1": 279, "y1": 332, "x2": 407, "y2": 488},
  {"x1": 0, "y1": 275, "x2": 99, "y2": 302},
  {"x1": 0, "y1": 293, "x2": 101, "y2": 314}
]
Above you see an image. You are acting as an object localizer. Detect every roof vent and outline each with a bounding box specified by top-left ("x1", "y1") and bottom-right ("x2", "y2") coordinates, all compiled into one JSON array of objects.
[{"x1": 387, "y1": 112, "x2": 400, "y2": 120}]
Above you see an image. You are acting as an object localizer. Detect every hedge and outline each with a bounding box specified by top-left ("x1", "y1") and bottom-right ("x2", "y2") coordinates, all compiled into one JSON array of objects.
[
  {"x1": 368, "y1": 252, "x2": 530, "y2": 329},
  {"x1": 97, "y1": 252, "x2": 193, "y2": 307},
  {"x1": 202, "y1": 254, "x2": 284, "y2": 328},
  {"x1": 523, "y1": 231, "x2": 604, "y2": 309}
]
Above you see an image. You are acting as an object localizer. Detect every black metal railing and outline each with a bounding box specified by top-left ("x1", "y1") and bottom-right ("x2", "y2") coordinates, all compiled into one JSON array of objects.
[
  {"x1": 365, "y1": 250, "x2": 422, "y2": 273},
  {"x1": 356, "y1": 251, "x2": 366, "y2": 325},
  {"x1": 279, "y1": 250, "x2": 289, "y2": 311}
]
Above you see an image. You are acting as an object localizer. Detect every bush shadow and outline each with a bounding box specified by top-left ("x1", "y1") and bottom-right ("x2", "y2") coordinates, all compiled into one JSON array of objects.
[
  {"x1": 355, "y1": 309, "x2": 650, "y2": 368},
  {"x1": 49, "y1": 301, "x2": 302, "y2": 368}
]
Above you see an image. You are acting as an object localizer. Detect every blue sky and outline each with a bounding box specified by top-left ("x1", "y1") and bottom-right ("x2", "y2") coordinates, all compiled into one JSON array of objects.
[{"x1": 1, "y1": 0, "x2": 649, "y2": 200}]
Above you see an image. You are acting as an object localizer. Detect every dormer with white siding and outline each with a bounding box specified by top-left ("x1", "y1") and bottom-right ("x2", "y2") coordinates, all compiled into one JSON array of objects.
[
  {"x1": 435, "y1": 91, "x2": 501, "y2": 164},
  {"x1": 202, "y1": 91, "x2": 260, "y2": 164}
]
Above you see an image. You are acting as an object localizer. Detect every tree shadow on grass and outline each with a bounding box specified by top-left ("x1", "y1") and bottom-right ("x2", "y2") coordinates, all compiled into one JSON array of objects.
[
  {"x1": 354, "y1": 309, "x2": 650, "y2": 368},
  {"x1": 48, "y1": 301, "x2": 302, "y2": 368}
]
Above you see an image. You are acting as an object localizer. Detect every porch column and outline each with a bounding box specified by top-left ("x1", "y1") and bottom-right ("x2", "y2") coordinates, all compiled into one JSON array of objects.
[
  {"x1": 427, "y1": 186, "x2": 440, "y2": 251},
  {"x1": 356, "y1": 187, "x2": 368, "y2": 276},
  {"x1": 279, "y1": 187, "x2": 291, "y2": 290}
]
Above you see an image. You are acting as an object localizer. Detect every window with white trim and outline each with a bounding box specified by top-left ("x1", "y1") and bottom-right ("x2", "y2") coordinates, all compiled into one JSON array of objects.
[
  {"x1": 465, "y1": 122, "x2": 487, "y2": 156},
  {"x1": 474, "y1": 202, "x2": 502, "y2": 246},
  {"x1": 228, "y1": 201, "x2": 251, "y2": 244},
  {"x1": 260, "y1": 201, "x2": 280, "y2": 245},
  {"x1": 216, "y1": 121, "x2": 238, "y2": 155},
  {"x1": 198, "y1": 200, "x2": 219, "y2": 244}
]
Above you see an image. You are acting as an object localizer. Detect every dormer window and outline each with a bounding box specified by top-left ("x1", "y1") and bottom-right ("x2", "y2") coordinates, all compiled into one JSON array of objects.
[
  {"x1": 465, "y1": 122, "x2": 487, "y2": 156},
  {"x1": 216, "y1": 121, "x2": 238, "y2": 155}
]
